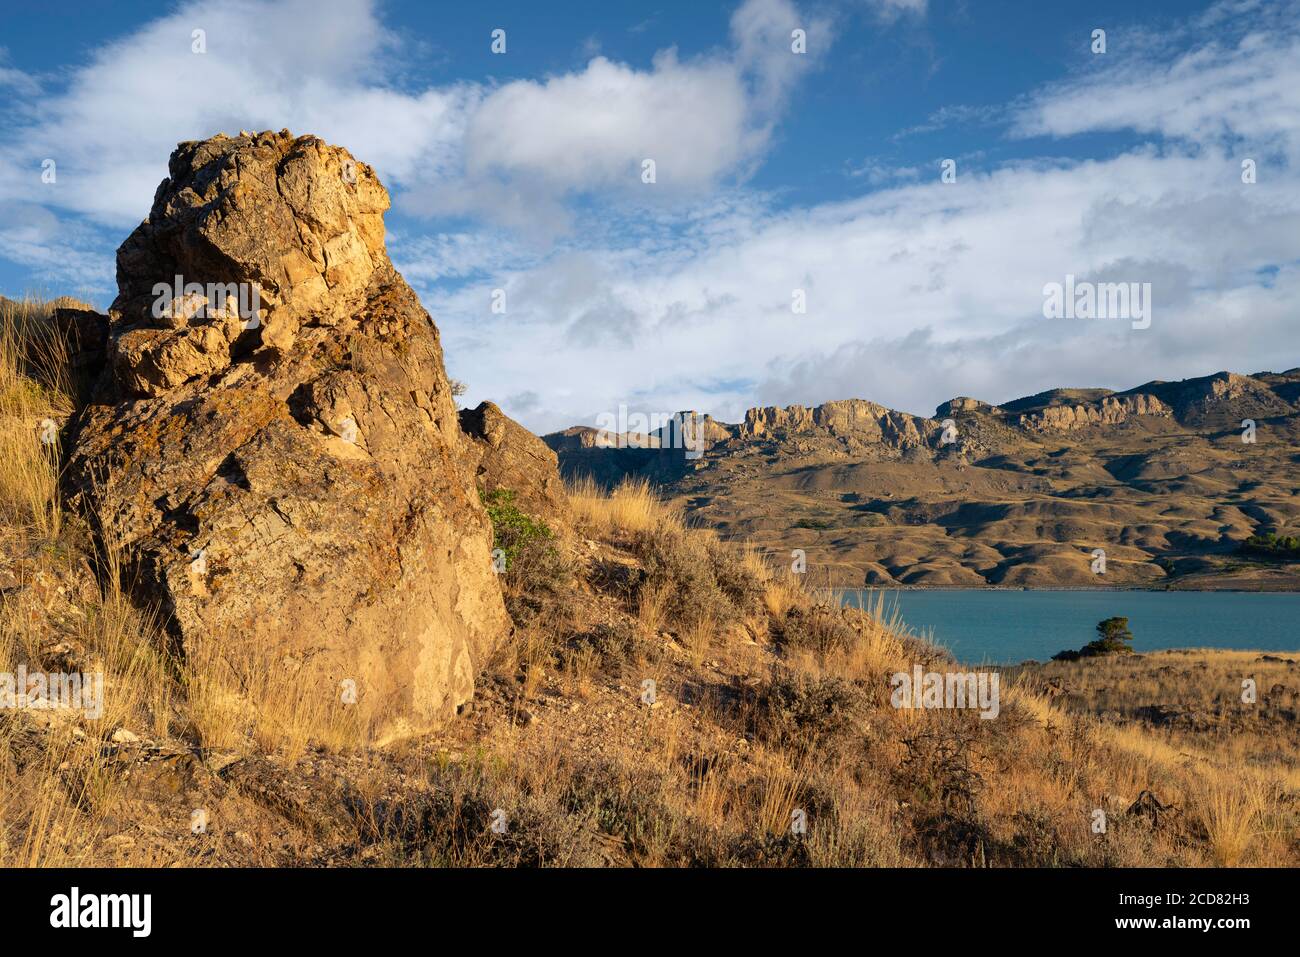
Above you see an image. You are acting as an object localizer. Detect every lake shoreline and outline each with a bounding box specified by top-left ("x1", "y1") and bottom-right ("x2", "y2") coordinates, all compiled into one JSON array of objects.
[{"x1": 838, "y1": 589, "x2": 1300, "y2": 664}]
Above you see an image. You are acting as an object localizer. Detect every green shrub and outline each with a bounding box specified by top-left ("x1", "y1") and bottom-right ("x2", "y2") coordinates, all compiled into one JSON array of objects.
[
  {"x1": 793, "y1": 518, "x2": 832, "y2": 530},
  {"x1": 480, "y1": 487, "x2": 573, "y2": 630},
  {"x1": 481, "y1": 487, "x2": 552, "y2": 566}
]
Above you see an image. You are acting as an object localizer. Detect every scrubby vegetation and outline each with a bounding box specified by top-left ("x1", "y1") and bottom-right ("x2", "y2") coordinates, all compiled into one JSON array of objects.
[
  {"x1": 481, "y1": 487, "x2": 553, "y2": 569},
  {"x1": 480, "y1": 486, "x2": 572, "y2": 631}
]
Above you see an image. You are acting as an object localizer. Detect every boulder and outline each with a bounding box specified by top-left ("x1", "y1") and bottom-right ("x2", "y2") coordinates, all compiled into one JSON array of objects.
[
  {"x1": 459, "y1": 400, "x2": 571, "y2": 531},
  {"x1": 935, "y1": 396, "x2": 996, "y2": 417},
  {"x1": 66, "y1": 130, "x2": 512, "y2": 743}
]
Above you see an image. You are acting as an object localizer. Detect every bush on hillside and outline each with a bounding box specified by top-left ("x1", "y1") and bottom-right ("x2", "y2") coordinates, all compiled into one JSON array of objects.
[
  {"x1": 774, "y1": 603, "x2": 860, "y2": 655},
  {"x1": 480, "y1": 486, "x2": 572, "y2": 629}
]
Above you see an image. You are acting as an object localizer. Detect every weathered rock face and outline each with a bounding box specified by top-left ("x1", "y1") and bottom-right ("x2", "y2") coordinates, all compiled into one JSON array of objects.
[
  {"x1": 652, "y1": 411, "x2": 733, "y2": 448},
  {"x1": 67, "y1": 130, "x2": 512, "y2": 743},
  {"x1": 50, "y1": 305, "x2": 109, "y2": 403},
  {"x1": 741, "y1": 399, "x2": 933, "y2": 449},
  {"x1": 460, "y1": 401, "x2": 571, "y2": 531},
  {"x1": 1017, "y1": 394, "x2": 1170, "y2": 432}
]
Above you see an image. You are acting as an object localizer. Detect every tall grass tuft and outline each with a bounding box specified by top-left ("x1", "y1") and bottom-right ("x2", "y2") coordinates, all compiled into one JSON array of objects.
[
  {"x1": 1196, "y1": 777, "x2": 1264, "y2": 867},
  {"x1": 0, "y1": 297, "x2": 74, "y2": 539},
  {"x1": 568, "y1": 475, "x2": 675, "y2": 536}
]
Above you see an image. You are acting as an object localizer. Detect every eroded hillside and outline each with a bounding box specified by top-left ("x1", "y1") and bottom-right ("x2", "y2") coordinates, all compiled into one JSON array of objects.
[{"x1": 547, "y1": 372, "x2": 1300, "y2": 588}]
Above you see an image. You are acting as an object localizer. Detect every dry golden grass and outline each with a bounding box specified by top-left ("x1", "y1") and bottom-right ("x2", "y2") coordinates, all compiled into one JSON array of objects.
[
  {"x1": 1006, "y1": 647, "x2": 1300, "y2": 865},
  {"x1": 689, "y1": 750, "x2": 732, "y2": 828},
  {"x1": 562, "y1": 644, "x2": 597, "y2": 699},
  {"x1": 518, "y1": 630, "x2": 550, "y2": 701},
  {"x1": 682, "y1": 613, "x2": 716, "y2": 670},
  {"x1": 762, "y1": 574, "x2": 804, "y2": 620},
  {"x1": 567, "y1": 475, "x2": 675, "y2": 536},
  {"x1": 0, "y1": 296, "x2": 73, "y2": 416},
  {"x1": 757, "y1": 753, "x2": 810, "y2": 837},
  {"x1": 183, "y1": 632, "x2": 368, "y2": 763},
  {"x1": 0, "y1": 515, "x2": 172, "y2": 866},
  {"x1": 391, "y1": 487, "x2": 1299, "y2": 867},
  {"x1": 1195, "y1": 777, "x2": 1264, "y2": 867},
  {"x1": 0, "y1": 297, "x2": 368, "y2": 865},
  {"x1": 837, "y1": 591, "x2": 909, "y2": 680},
  {"x1": 0, "y1": 297, "x2": 71, "y2": 539},
  {"x1": 0, "y1": 422, "x2": 62, "y2": 540},
  {"x1": 636, "y1": 581, "x2": 672, "y2": 635},
  {"x1": 739, "y1": 541, "x2": 772, "y2": 586}
]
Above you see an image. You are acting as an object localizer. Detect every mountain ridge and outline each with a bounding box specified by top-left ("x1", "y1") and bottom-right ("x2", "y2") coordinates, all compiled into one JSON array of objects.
[{"x1": 544, "y1": 365, "x2": 1300, "y2": 589}]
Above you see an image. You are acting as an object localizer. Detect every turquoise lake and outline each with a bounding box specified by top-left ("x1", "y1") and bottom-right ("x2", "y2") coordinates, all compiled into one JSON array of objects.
[{"x1": 840, "y1": 590, "x2": 1300, "y2": 665}]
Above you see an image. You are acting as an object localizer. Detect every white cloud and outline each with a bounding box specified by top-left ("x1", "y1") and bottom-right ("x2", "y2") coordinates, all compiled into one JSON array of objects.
[
  {"x1": 432, "y1": 144, "x2": 1298, "y2": 431},
  {"x1": 0, "y1": 202, "x2": 114, "y2": 298},
  {"x1": 862, "y1": 0, "x2": 928, "y2": 22},
  {"x1": 1012, "y1": 5, "x2": 1300, "y2": 163},
  {"x1": 730, "y1": 0, "x2": 829, "y2": 110},
  {"x1": 0, "y1": 0, "x2": 469, "y2": 229},
  {"x1": 463, "y1": 54, "x2": 754, "y2": 194},
  {"x1": 0, "y1": 51, "x2": 40, "y2": 97},
  {"x1": 409, "y1": 0, "x2": 827, "y2": 235},
  {"x1": 0, "y1": 0, "x2": 820, "y2": 245}
]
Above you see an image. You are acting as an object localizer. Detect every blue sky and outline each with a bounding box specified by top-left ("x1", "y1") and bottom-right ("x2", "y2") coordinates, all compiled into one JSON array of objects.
[{"x1": 1, "y1": 0, "x2": 1297, "y2": 432}]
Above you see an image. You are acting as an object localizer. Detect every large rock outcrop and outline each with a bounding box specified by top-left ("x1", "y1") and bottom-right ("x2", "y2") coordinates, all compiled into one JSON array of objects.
[
  {"x1": 66, "y1": 130, "x2": 512, "y2": 743},
  {"x1": 1017, "y1": 394, "x2": 1170, "y2": 433},
  {"x1": 935, "y1": 396, "x2": 998, "y2": 418},
  {"x1": 741, "y1": 399, "x2": 934, "y2": 449}
]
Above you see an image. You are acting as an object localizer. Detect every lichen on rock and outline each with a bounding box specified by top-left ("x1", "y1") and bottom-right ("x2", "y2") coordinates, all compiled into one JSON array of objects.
[{"x1": 66, "y1": 130, "x2": 512, "y2": 743}]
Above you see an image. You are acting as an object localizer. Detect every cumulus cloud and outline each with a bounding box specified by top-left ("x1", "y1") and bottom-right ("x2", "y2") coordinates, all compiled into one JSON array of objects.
[
  {"x1": 463, "y1": 55, "x2": 753, "y2": 193},
  {"x1": 432, "y1": 142, "x2": 1298, "y2": 431},
  {"x1": 0, "y1": 0, "x2": 471, "y2": 228},
  {"x1": 0, "y1": 0, "x2": 826, "y2": 281},
  {"x1": 410, "y1": 0, "x2": 826, "y2": 234}
]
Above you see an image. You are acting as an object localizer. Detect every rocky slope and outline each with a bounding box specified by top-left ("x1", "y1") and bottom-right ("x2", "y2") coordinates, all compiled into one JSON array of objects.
[{"x1": 546, "y1": 369, "x2": 1300, "y2": 588}]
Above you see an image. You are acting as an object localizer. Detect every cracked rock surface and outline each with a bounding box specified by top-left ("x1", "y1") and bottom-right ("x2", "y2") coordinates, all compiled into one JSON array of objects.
[{"x1": 66, "y1": 130, "x2": 512, "y2": 743}]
